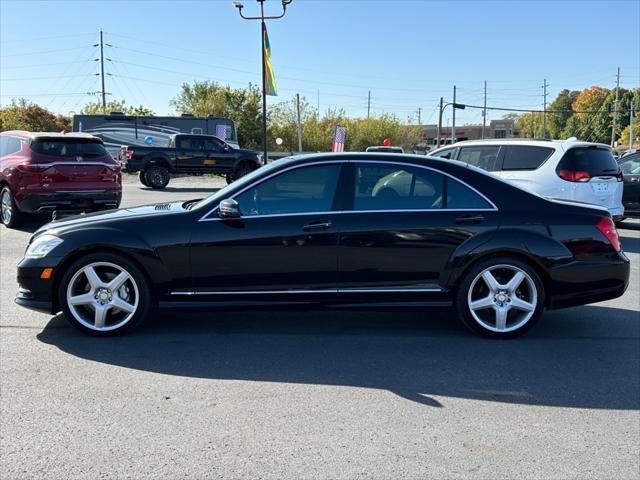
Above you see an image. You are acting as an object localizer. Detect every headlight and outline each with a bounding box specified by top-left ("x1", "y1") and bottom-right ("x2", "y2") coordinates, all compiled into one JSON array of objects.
[{"x1": 25, "y1": 234, "x2": 63, "y2": 259}]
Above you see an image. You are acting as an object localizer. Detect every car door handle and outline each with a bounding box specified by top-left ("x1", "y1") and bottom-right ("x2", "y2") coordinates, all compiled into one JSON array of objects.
[
  {"x1": 302, "y1": 220, "x2": 332, "y2": 231},
  {"x1": 456, "y1": 214, "x2": 485, "y2": 225}
]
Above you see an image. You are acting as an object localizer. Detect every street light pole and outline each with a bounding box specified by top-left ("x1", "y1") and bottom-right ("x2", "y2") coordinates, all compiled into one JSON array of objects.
[
  {"x1": 438, "y1": 98, "x2": 465, "y2": 147},
  {"x1": 234, "y1": 0, "x2": 292, "y2": 162}
]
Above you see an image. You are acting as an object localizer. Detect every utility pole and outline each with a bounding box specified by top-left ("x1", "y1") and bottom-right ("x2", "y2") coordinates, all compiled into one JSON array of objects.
[
  {"x1": 437, "y1": 97, "x2": 443, "y2": 147},
  {"x1": 99, "y1": 30, "x2": 106, "y2": 108},
  {"x1": 417, "y1": 107, "x2": 421, "y2": 125},
  {"x1": 611, "y1": 67, "x2": 620, "y2": 147},
  {"x1": 629, "y1": 99, "x2": 634, "y2": 150},
  {"x1": 451, "y1": 85, "x2": 457, "y2": 144},
  {"x1": 542, "y1": 78, "x2": 548, "y2": 138},
  {"x1": 296, "y1": 93, "x2": 302, "y2": 152},
  {"x1": 367, "y1": 90, "x2": 371, "y2": 119},
  {"x1": 234, "y1": 0, "x2": 293, "y2": 164},
  {"x1": 481, "y1": 80, "x2": 487, "y2": 139}
]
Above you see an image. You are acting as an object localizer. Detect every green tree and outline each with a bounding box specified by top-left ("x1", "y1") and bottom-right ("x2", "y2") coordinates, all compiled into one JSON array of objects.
[
  {"x1": 171, "y1": 81, "x2": 262, "y2": 149},
  {"x1": 81, "y1": 99, "x2": 153, "y2": 116},
  {"x1": 0, "y1": 99, "x2": 71, "y2": 132},
  {"x1": 547, "y1": 89, "x2": 580, "y2": 139}
]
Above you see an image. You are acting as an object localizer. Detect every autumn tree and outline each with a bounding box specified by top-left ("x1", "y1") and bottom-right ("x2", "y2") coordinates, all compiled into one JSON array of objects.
[
  {"x1": 171, "y1": 81, "x2": 262, "y2": 149},
  {"x1": 0, "y1": 99, "x2": 71, "y2": 132},
  {"x1": 81, "y1": 99, "x2": 154, "y2": 116}
]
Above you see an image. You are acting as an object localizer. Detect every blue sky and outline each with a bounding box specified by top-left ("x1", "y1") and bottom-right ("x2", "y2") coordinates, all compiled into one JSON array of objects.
[{"x1": 1, "y1": 0, "x2": 638, "y2": 126}]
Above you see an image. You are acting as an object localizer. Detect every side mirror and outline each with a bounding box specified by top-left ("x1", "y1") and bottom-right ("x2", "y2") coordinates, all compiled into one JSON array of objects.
[{"x1": 218, "y1": 198, "x2": 240, "y2": 218}]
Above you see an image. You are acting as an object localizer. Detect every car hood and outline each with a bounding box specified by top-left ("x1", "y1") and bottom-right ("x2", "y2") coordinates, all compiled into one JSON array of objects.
[
  {"x1": 34, "y1": 201, "x2": 188, "y2": 237},
  {"x1": 233, "y1": 148, "x2": 259, "y2": 157}
]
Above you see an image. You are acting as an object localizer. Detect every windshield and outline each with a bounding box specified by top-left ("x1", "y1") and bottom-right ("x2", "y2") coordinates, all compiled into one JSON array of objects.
[{"x1": 190, "y1": 160, "x2": 285, "y2": 211}]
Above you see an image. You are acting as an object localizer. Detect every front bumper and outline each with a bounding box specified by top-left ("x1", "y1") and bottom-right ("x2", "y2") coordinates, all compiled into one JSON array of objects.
[
  {"x1": 547, "y1": 253, "x2": 630, "y2": 309},
  {"x1": 17, "y1": 190, "x2": 122, "y2": 214},
  {"x1": 15, "y1": 257, "x2": 64, "y2": 315}
]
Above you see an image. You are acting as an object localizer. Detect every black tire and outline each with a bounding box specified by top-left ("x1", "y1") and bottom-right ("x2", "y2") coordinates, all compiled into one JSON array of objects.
[
  {"x1": 0, "y1": 185, "x2": 23, "y2": 228},
  {"x1": 455, "y1": 256, "x2": 545, "y2": 339},
  {"x1": 144, "y1": 165, "x2": 170, "y2": 189},
  {"x1": 58, "y1": 252, "x2": 151, "y2": 337},
  {"x1": 138, "y1": 170, "x2": 150, "y2": 187},
  {"x1": 230, "y1": 162, "x2": 256, "y2": 183}
]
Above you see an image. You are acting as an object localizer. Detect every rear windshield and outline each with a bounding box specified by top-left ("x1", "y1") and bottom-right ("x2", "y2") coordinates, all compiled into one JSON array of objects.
[
  {"x1": 31, "y1": 139, "x2": 109, "y2": 158},
  {"x1": 556, "y1": 147, "x2": 619, "y2": 176},
  {"x1": 367, "y1": 147, "x2": 403, "y2": 153}
]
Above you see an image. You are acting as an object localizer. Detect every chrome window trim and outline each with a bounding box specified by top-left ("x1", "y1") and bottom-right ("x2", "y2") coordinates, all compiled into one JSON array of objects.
[
  {"x1": 169, "y1": 287, "x2": 443, "y2": 295},
  {"x1": 199, "y1": 158, "x2": 497, "y2": 222},
  {"x1": 31, "y1": 162, "x2": 117, "y2": 168}
]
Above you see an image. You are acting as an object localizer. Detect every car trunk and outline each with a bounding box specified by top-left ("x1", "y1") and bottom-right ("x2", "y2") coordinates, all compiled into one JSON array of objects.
[
  {"x1": 30, "y1": 138, "x2": 119, "y2": 191},
  {"x1": 557, "y1": 146, "x2": 623, "y2": 210}
]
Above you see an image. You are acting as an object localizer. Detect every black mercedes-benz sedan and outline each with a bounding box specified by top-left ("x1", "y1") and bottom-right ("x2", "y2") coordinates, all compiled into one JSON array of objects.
[{"x1": 15, "y1": 153, "x2": 630, "y2": 338}]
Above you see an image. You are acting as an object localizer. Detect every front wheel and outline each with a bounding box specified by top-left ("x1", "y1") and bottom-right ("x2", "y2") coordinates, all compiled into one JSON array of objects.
[
  {"x1": 58, "y1": 252, "x2": 151, "y2": 336},
  {"x1": 144, "y1": 165, "x2": 170, "y2": 189},
  {"x1": 1, "y1": 186, "x2": 23, "y2": 228},
  {"x1": 455, "y1": 256, "x2": 545, "y2": 338}
]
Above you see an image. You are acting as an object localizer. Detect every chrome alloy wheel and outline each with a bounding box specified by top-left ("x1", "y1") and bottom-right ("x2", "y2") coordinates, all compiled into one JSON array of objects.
[
  {"x1": 66, "y1": 262, "x2": 139, "y2": 332},
  {"x1": 467, "y1": 264, "x2": 537, "y2": 333},
  {"x1": 1, "y1": 189, "x2": 12, "y2": 224}
]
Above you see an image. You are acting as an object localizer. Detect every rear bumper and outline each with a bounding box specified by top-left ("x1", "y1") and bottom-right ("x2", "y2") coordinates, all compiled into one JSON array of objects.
[
  {"x1": 16, "y1": 190, "x2": 121, "y2": 214},
  {"x1": 547, "y1": 253, "x2": 630, "y2": 309}
]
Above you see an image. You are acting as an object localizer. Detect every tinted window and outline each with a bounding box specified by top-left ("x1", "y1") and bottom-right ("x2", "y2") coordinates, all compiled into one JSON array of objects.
[
  {"x1": 366, "y1": 147, "x2": 403, "y2": 153},
  {"x1": 501, "y1": 146, "x2": 553, "y2": 171},
  {"x1": 458, "y1": 146, "x2": 500, "y2": 171},
  {"x1": 353, "y1": 164, "x2": 444, "y2": 210},
  {"x1": 446, "y1": 178, "x2": 493, "y2": 209},
  {"x1": 31, "y1": 140, "x2": 107, "y2": 158},
  {"x1": 205, "y1": 137, "x2": 225, "y2": 152},
  {"x1": 619, "y1": 154, "x2": 640, "y2": 175},
  {"x1": 235, "y1": 165, "x2": 340, "y2": 216},
  {"x1": 557, "y1": 147, "x2": 619, "y2": 177},
  {"x1": 432, "y1": 147, "x2": 456, "y2": 159},
  {"x1": 1, "y1": 136, "x2": 22, "y2": 157},
  {"x1": 177, "y1": 137, "x2": 206, "y2": 150}
]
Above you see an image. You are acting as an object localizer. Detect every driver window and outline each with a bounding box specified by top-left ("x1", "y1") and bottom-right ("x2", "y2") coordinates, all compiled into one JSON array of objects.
[{"x1": 234, "y1": 164, "x2": 340, "y2": 216}]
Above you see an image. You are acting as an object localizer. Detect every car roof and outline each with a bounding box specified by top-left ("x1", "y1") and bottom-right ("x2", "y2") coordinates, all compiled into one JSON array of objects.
[
  {"x1": 1, "y1": 130, "x2": 98, "y2": 141},
  {"x1": 431, "y1": 138, "x2": 610, "y2": 151}
]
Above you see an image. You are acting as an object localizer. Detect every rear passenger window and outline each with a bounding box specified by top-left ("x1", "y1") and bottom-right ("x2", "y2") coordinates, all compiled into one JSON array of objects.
[
  {"x1": 1, "y1": 137, "x2": 22, "y2": 157},
  {"x1": 353, "y1": 164, "x2": 444, "y2": 210},
  {"x1": 458, "y1": 146, "x2": 500, "y2": 171},
  {"x1": 432, "y1": 147, "x2": 456, "y2": 159},
  {"x1": 502, "y1": 146, "x2": 553, "y2": 170},
  {"x1": 446, "y1": 178, "x2": 493, "y2": 209}
]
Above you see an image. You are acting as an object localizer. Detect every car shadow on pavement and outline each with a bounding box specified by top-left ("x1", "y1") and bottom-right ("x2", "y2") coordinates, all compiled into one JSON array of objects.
[
  {"x1": 620, "y1": 235, "x2": 640, "y2": 254},
  {"x1": 11, "y1": 215, "x2": 51, "y2": 234},
  {"x1": 37, "y1": 304, "x2": 640, "y2": 410}
]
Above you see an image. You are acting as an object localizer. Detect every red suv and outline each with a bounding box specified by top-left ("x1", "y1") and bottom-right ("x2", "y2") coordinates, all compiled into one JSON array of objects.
[{"x1": 0, "y1": 131, "x2": 122, "y2": 228}]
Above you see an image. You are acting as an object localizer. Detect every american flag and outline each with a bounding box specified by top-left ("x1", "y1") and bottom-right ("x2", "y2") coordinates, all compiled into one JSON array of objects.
[
  {"x1": 215, "y1": 124, "x2": 227, "y2": 141},
  {"x1": 331, "y1": 125, "x2": 346, "y2": 152}
]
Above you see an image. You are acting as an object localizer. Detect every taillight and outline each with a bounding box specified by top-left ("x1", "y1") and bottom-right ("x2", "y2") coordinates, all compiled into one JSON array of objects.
[
  {"x1": 596, "y1": 217, "x2": 621, "y2": 252},
  {"x1": 557, "y1": 170, "x2": 591, "y2": 182},
  {"x1": 16, "y1": 162, "x2": 44, "y2": 173},
  {"x1": 125, "y1": 149, "x2": 134, "y2": 160}
]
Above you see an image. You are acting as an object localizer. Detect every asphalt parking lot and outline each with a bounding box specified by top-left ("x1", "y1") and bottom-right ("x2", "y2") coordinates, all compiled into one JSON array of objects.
[{"x1": 1, "y1": 176, "x2": 639, "y2": 480}]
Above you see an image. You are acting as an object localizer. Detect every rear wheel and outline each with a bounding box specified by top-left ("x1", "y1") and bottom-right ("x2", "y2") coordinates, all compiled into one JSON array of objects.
[
  {"x1": 144, "y1": 165, "x2": 170, "y2": 189},
  {"x1": 1, "y1": 186, "x2": 23, "y2": 228},
  {"x1": 455, "y1": 256, "x2": 545, "y2": 338},
  {"x1": 59, "y1": 252, "x2": 151, "y2": 336},
  {"x1": 138, "y1": 170, "x2": 150, "y2": 187}
]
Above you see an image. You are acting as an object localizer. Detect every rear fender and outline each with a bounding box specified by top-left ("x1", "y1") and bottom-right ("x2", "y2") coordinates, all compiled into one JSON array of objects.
[{"x1": 441, "y1": 228, "x2": 573, "y2": 291}]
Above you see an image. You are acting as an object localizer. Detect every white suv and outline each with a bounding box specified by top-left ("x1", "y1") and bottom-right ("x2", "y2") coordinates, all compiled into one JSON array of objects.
[{"x1": 430, "y1": 139, "x2": 624, "y2": 219}]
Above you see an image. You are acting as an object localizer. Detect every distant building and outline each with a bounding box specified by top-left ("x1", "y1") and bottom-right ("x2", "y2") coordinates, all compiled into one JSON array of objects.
[{"x1": 417, "y1": 119, "x2": 521, "y2": 147}]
